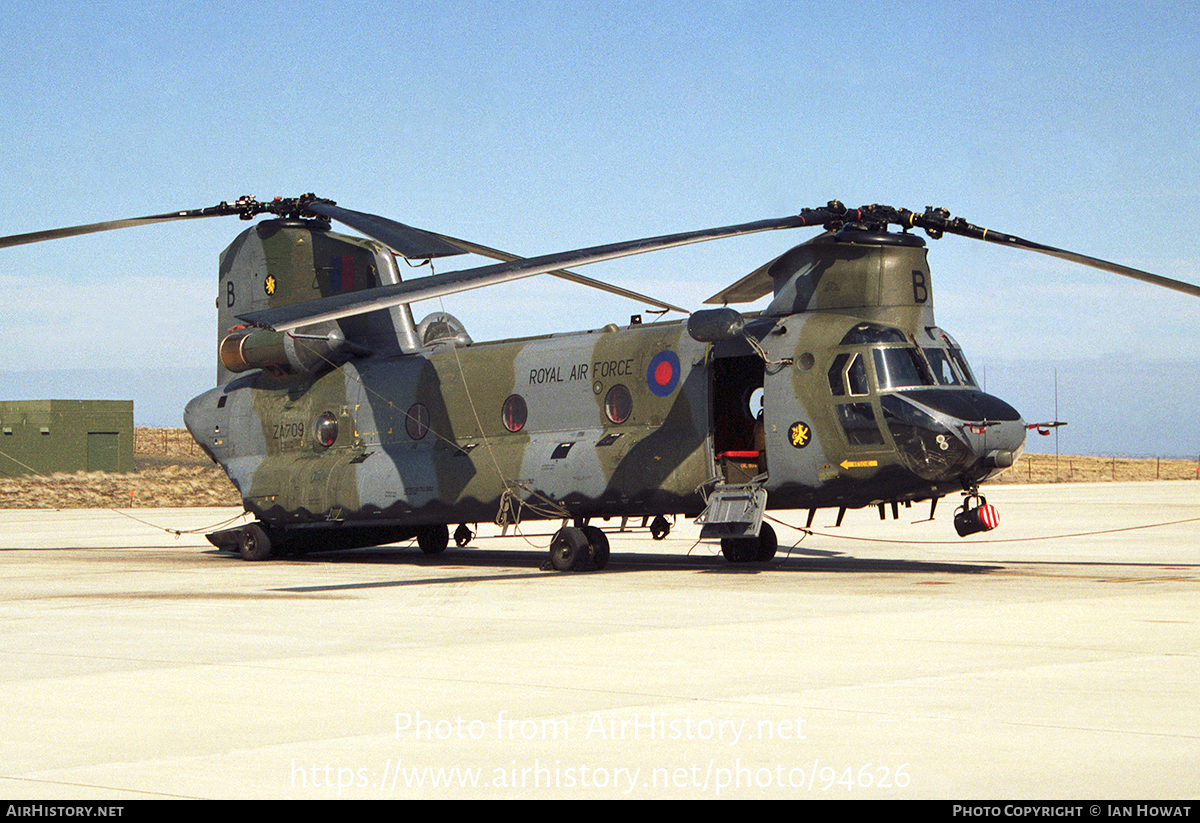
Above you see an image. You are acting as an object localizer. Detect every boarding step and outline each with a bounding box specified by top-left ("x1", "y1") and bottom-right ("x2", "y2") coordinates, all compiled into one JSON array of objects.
[{"x1": 697, "y1": 483, "x2": 767, "y2": 541}]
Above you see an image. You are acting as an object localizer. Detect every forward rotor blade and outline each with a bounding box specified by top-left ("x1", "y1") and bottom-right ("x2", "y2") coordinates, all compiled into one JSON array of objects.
[
  {"x1": 885, "y1": 207, "x2": 1200, "y2": 299},
  {"x1": 240, "y1": 212, "x2": 819, "y2": 331},
  {"x1": 986, "y1": 234, "x2": 1200, "y2": 298},
  {"x1": 704, "y1": 251, "x2": 791, "y2": 305},
  {"x1": 704, "y1": 202, "x2": 1200, "y2": 303},
  {"x1": 419, "y1": 231, "x2": 689, "y2": 314}
]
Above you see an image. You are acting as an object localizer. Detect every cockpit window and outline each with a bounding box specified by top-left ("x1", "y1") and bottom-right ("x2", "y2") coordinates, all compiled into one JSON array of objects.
[
  {"x1": 926, "y1": 327, "x2": 980, "y2": 388},
  {"x1": 849, "y1": 355, "x2": 868, "y2": 395},
  {"x1": 828, "y1": 354, "x2": 847, "y2": 396},
  {"x1": 840, "y1": 323, "x2": 909, "y2": 345},
  {"x1": 872, "y1": 347, "x2": 934, "y2": 390},
  {"x1": 923, "y1": 348, "x2": 962, "y2": 386},
  {"x1": 828, "y1": 353, "x2": 870, "y2": 397},
  {"x1": 947, "y1": 347, "x2": 978, "y2": 387},
  {"x1": 836, "y1": 402, "x2": 885, "y2": 445}
]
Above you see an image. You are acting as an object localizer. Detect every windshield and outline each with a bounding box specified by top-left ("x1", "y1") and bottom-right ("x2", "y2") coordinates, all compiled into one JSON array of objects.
[{"x1": 872, "y1": 347, "x2": 934, "y2": 390}]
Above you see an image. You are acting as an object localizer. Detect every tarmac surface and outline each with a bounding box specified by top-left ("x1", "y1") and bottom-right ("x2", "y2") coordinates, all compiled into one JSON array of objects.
[{"x1": 0, "y1": 481, "x2": 1197, "y2": 799}]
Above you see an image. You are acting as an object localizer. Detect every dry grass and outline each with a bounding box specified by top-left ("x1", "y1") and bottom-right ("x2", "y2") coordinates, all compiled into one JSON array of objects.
[
  {"x1": 0, "y1": 464, "x2": 241, "y2": 509},
  {"x1": 1, "y1": 429, "x2": 1197, "y2": 510},
  {"x1": 0, "y1": 428, "x2": 240, "y2": 510},
  {"x1": 134, "y1": 426, "x2": 211, "y2": 461},
  {"x1": 991, "y1": 452, "x2": 1200, "y2": 484}
]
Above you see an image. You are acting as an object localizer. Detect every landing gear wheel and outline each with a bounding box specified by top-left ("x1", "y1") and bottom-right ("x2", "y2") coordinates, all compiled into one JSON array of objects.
[
  {"x1": 720, "y1": 537, "x2": 756, "y2": 564},
  {"x1": 649, "y1": 514, "x2": 671, "y2": 541},
  {"x1": 238, "y1": 523, "x2": 272, "y2": 561},
  {"x1": 549, "y1": 526, "x2": 590, "y2": 571},
  {"x1": 417, "y1": 524, "x2": 449, "y2": 554},
  {"x1": 754, "y1": 522, "x2": 777, "y2": 562},
  {"x1": 453, "y1": 523, "x2": 474, "y2": 548},
  {"x1": 581, "y1": 525, "x2": 610, "y2": 570}
]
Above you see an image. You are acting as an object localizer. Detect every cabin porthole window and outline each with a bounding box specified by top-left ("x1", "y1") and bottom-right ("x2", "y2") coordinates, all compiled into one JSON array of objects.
[
  {"x1": 604, "y1": 385, "x2": 632, "y2": 424},
  {"x1": 406, "y1": 403, "x2": 430, "y2": 440},
  {"x1": 314, "y1": 412, "x2": 338, "y2": 447},
  {"x1": 502, "y1": 394, "x2": 527, "y2": 433}
]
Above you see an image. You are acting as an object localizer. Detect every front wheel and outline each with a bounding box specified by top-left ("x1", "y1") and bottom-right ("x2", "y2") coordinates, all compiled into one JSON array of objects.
[
  {"x1": 754, "y1": 522, "x2": 777, "y2": 562},
  {"x1": 721, "y1": 523, "x2": 777, "y2": 564},
  {"x1": 720, "y1": 537, "x2": 755, "y2": 563}
]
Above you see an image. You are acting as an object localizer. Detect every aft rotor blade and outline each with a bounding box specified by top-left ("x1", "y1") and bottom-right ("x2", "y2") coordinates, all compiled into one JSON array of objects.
[
  {"x1": 303, "y1": 201, "x2": 468, "y2": 260},
  {"x1": 300, "y1": 199, "x2": 688, "y2": 312},
  {"x1": 240, "y1": 212, "x2": 820, "y2": 331},
  {"x1": 419, "y1": 231, "x2": 689, "y2": 314},
  {"x1": 282, "y1": 199, "x2": 687, "y2": 311},
  {"x1": 0, "y1": 202, "x2": 243, "y2": 249}
]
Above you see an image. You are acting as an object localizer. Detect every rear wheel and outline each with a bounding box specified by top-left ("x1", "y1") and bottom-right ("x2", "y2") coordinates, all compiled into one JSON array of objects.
[
  {"x1": 581, "y1": 525, "x2": 610, "y2": 570},
  {"x1": 238, "y1": 523, "x2": 272, "y2": 561},
  {"x1": 649, "y1": 515, "x2": 671, "y2": 540},
  {"x1": 550, "y1": 527, "x2": 590, "y2": 571},
  {"x1": 417, "y1": 524, "x2": 449, "y2": 554}
]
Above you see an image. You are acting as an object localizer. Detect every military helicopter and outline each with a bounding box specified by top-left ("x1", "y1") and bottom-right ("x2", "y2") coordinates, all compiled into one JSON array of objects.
[{"x1": 4, "y1": 195, "x2": 1197, "y2": 569}]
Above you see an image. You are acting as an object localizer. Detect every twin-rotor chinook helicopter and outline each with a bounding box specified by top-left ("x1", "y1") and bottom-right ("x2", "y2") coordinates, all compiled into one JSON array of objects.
[{"x1": 5, "y1": 195, "x2": 1197, "y2": 569}]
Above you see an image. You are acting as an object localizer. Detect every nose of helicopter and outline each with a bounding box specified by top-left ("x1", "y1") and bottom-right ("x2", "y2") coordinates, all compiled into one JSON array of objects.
[
  {"x1": 961, "y1": 413, "x2": 1028, "y2": 477},
  {"x1": 879, "y1": 390, "x2": 1026, "y2": 483}
]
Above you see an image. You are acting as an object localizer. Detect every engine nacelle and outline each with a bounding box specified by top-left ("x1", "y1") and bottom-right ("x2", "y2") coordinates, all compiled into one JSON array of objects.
[
  {"x1": 687, "y1": 307, "x2": 746, "y2": 343},
  {"x1": 219, "y1": 327, "x2": 348, "y2": 375},
  {"x1": 215, "y1": 219, "x2": 417, "y2": 383}
]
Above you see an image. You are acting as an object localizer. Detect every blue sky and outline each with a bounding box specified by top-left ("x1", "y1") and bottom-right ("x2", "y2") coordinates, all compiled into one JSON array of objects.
[{"x1": 2, "y1": 1, "x2": 1198, "y2": 455}]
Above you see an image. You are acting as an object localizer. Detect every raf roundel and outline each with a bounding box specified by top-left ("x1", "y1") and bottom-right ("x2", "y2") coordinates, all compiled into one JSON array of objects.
[{"x1": 646, "y1": 350, "x2": 680, "y2": 397}]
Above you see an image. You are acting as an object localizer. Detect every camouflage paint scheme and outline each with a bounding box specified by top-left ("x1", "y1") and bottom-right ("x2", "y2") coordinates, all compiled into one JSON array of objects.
[
  {"x1": 184, "y1": 220, "x2": 1028, "y2": 549},
  {"x1": 5, "y1": 196, "x2": 1188, "y2": 559}
]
